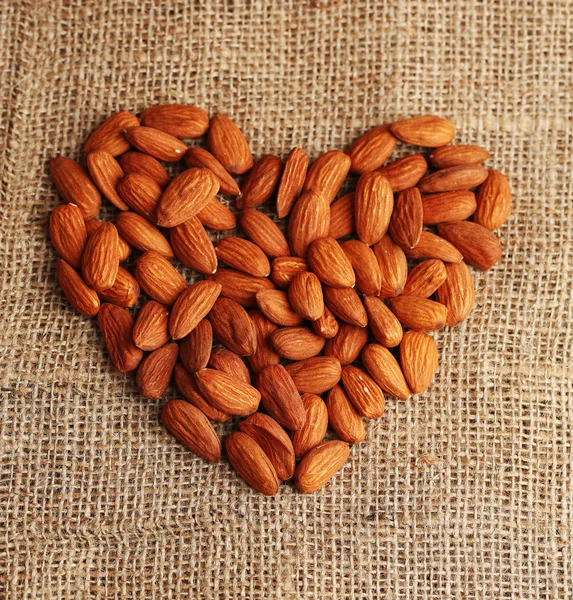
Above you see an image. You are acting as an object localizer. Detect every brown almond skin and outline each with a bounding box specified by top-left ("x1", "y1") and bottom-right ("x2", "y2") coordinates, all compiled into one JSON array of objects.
[
  {"x1": 136, "y1": 342, "x2": 178, "y2": 400},
  {"x1": 124, "y1": 126, "x2": 187, "y2": 162},
  {"x1": 208, "y1": 297, "x2": 257, "y2": 356},
  {"x1": 86, "y1": 219, "x2": 131, "y2": 262},
  {"x1": 133, "y1": 300, "x2": 170, "y2": 351},
  {"x1": 98, "y1": 266, "x2": 140, "y2": 308},
  {"x1": 184, "y1": 148, "x2": 240, "y2": 195},
  {"x1": 140, "y1": 104, "x2": 209, "y2": 139},
  {"x1": 239, "y1": 413, "x2": 296, "y2": 481},
  {"x1": 388, "y1": 187, "x2": 423, "y2": 249},
  {"x1": 56, "y1": 259, "x2": 100, "y2": 317},
  {"x1": 355, "y1": 172, "x2": 393, "y2": 246},
  {"x1": 256, "y1": 289, "x2": 304, "y2": 327},
  {"x1": 247, "y1": 309, "x2": 281, "y2": 374},
  {"x1": 474, "y1": 169, "x2": 511, "y2": 230},
  {"x1": 403, "y1": 230, "x2": 463, "y2": 263},
  {"x1": 340, "y1": 240, "x2": 381, "y2": 296},
  {"x1": 288, "y1": 271, "x2": 324, "y2": 322},
  {"x1": 324, "y1": 286, "x2": 368, "y2": 328},
  {"x1": 307, "y1": 237, "x2": 355, "y2": 288},
  {"x1": 285, "y1": 357, "x2": 342, "y2": 394},
  {"x1": 341, "y1": 365, "x2": 386, "y2": 418},
  {"x1": 377, "y1": 154, "x2": 428, "y2": 192},
  {"x1": 311, "y1": 306, "x2": 340, "y2": 339},
  {"x1": 197, "y1": 197, "x2": 237, "y2": 231},
  {"x1": 215, "y1": 237, "x2": 271, "y2": 278},
  {"x1": 239, "y1": 209, "x2": 290, "y2": 258},
  {"x1": 115, "y1": 212, "x2": 174, "y2": 259},
  {"x1": 418, "y1": 164, "x2": 488, "y2": 194},
  {"x1": 208, "y1": 114, "x2": 254, "y2": 175},
  {"x1": 87, "y1": 150, "x2": 130, "y2": 211},
  {"x1": 207, "y1": 268, "x2": 275, "y2": 308},
  {"x1": 390, "y1": 116, "x2": 455, "y2": 147},
  {"x1": 346, "y1": 124, "x2": 397, "y2": 174},
  {"x1": 362, "y1": 343, "x2": 412, "y2": 400},
  {"x1": 362, "y1": 295, "x2": 403, "y2": 348},
  {"x1": 437, "y1": 221, "x2": 502, "y2": 271},
  {"x1": 270, "y1": 257, "x2": 309, "y2": 289},
  {"x1": 174, "y1": 364, "x2": 231, "y2": 422},
  {"x1": 435, "y1": 260, "x2": 475, "y2": 326},
  {"x1": 169, "y1": 280, "x2": 223, "y2": 340},
  {"x1": 237, "y1": 154, "x2": 282, "y2": 209},
  {"x1": 402, "y1": 259, "x2": 448, "y2": 298},
  {"x1": 84, "y1": 111, "x2": 140, "y2": 156},
  {"x1": 276, "y1": 147, "x2": 309, "y2": 218},
  {"x1": 97, "y1": 303, "x2": 143, "y2": 372},
  {"x1": 329, "y1": 193, "x2": 355, "y2": 239},
  {"x1": 49, "y1": 157, "x2": 101, "y2": 220},
  {"x1": 291, "y1": 394, "x2": 329, "y2": 459},
  {"x1": 271, "y1": 326, "x2": 325, "y2": 361},
  {"x1": 196, "y1": 369, "x2": 260, "y2": 416},
  {"x1": 226, "y1": 432, "x2": 280, "y2": 496},
  {"x1": 429, "y1": 144, "x2": 490, "y2": 169},
  {"x1": 295, "y1": 440, "x2": 350, "y2": 493},
  {"x1": 389, "y1": 296, "x2": 448, "y2": 332},
  {"x1": 288, "y1": 190, "x2": 331, "y2": 257},
  {"x1": 303, "y1": 150, "x2": 351, "y2": 205},
  {"x1": 170, "y1": 216, "x2": 217, "y2": 275},
  {"x1": 421, "y1": 190, "x2": 477, "y2": 224},
  {"x1": 81, "y1": 222, "x2": 119, "y2": 291},
  {"x1": 116, "y1": 172, "x2": 162, "y2": 221},
  {"x1": 327, "y1": 385, "x2": 365, "y2": 445},
  {"x1": 372, "y1": 235, "x2": 408, "y2": 298},
  {"x1": 118, "y1": 152, "x2": 170, "y2": 188},
  {"x1": 256, "y1": 364, "x2": 306, "y2": 430},
  {"x1": 400, "y1": 331, "x2": 439, "y2": 395},
  {"x1": 179, "y1": 319, "x2": 212, "y2": 372},
  {"x1": 134, "y1": 251, "x2": 187, "y2": 306},
  {"x1": 162, "y1": 399, "x2": 221, "y2": 462},
  {"x1": 324, "y1": 322, "x2": 369, "y2": 365},
  {"x1": 49, "y1": 203, "x2": 88, "y2": 268},
  {"x1": 208, "y1": 348, "x2": 251, "y2": 385}
]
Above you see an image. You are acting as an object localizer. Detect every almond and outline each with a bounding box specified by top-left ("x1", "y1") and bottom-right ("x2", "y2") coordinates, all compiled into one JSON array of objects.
[
  {"x1": 225, "y1": 432, "x2": 280, "y2": 496},
  {"x1": 208, "y1": 297, "x2": 257, "y2": 356},
  {"x1": 288, "y1": 271, "x2": 324, "y2": 321},
  {"x1": 401, "y1": 259, "x2": 448, "y2": 298},
  {"x1": 285, "y1": 357, "x2": 342, "y2": 394},
  {"x1": 115, "y1": 212, "x2": 174, "y2": 259},
  {"x1": 83, "y1": 111, "x2": 140, "y2": 156},
  {"x1": 294, "y1": 440, "x2": 350, "y2": 493},
  {"x1": 237, "y1": 154, "x2": 282, "y2": 209},
  {"x1": 124, "y1": 126, "x2": 187, "y2": 162},
  {"x1": 169, "y1": 280, "x2": 222, "y2": 340},
  {"x1": 134, "y1": 251, "x2": 187, "y2": 306},
  {"x1": 98, "y1": 266, "x2": 140, "y2": 307},
  {"x1": 421, "y1": 190, "x2": 477, "y2": 224},
  {"x1": 355, "y1": 172, "x2": 393, "y2": 245},
  {"x1": 340, "y1": 240, "x2": 381, "y2": 296},
  {"x1": 97, "y1": 303, "x2": 143, "y2": 372},
  {"x1": 256, "y1": 364, "x2": 306, "y2": 430},
  {"x1": 377, "y1": 154, "x2": 428, "y2": 192},
  {"x1": 303, "y1": 150, "x2": 351, "y2": 204},
  {"x1": 474, "y1": 169, "x2": 511, "y2": 230},
  {"x1": 133, "y1": 300, "x2": 170, "y2": 351},
  {"x1": 179, "y1": 319, "x2": 212, "y2": 372},
  {"x1": 276, "y1": 147, "x2": 309, "y2": 218},
  {"x1": 215, "y1": 236, "x2": 271, "y2": 277},
  {"x1": 117, "y1": 151, "x2": 170, "y2": 188},
  {"x1": 341, "y1": 365, "x2": 386, "y2": 418},
  {"x1": 399, "y1": 331, "x2": 439, "y2": 394},
  {"x1": 403, "y1": 230, "x2": 463, "y2": 263},
  {"x1": 184, "y1": 147, "x2": 240, "y2": 195},
  {"x1": 87, "y1": 150, "x2": 129, "y2": 210},
  {"x1": 389, "y1": 296, "x2": 447, "y2": 331},
  {"x1": 326, "y1": 385, "x2": 365, "y2": 445},
  {"x1": 307, "y1": 237, "x2": 355, "y2": 288},
  {"x1": 170, "y1": 216, "x2": 218, "y2": 275},
  {"x1": 288, "y1": 190, "x2": 330, "y2": 257},
  {"x1": 247, "y1": 309, "x2": 281, "y2": 374},
  {"x1": 346, "y1": 124, "x2": 397, "y2": 174},
  {"x1": 56, "y1": 259, "x2": 100, "y2": 317},
  {"x1": 388, "y1": 187, "x2": 423, "y2": 249},
  {"x1": 207, "y1": 268, "x2": 275, "y2": 307},
  {"x1": 136, "y1": 342, "x2": 178, "y2": 399},
  {"x1": 81, "y1": 221, "x2": 119, "y2": 291},
  {"x1": 162, "y1": 399, "x2": 221, "y2": 462},
  {"x1": 116, "y1": 172, "x2": 162, "y2": 221},
  {"x1": 372, "y1": 235, "x2": 408, "y2": 298},
  {"x1": 324, "y1": 322, "x2": 368, "y2": 365},
  {"x1": 195, "y1": 369, "x2": 260, "y2": 416},
  {"x1": 329, "y1": 193, "x2": 355, "y2": 239},
  {"x1": 197, "y1": 198, "x2": 237, "y2": 231},
  {"x1": 311, "y1": 306, "x2": 340, "y2": 339},
  {"x1": 86, "y1": 218, "x2": 131, "y2": 261},
  {"x1": 49, "y1": 203, "x2": 88, "y2": 268},
  {"x1": 256, "y1": 289, "x2": 304, "y2": 327},
  {"x1": 429, "y1": 144, "x2": 490, "y2": 169},
  {"x1": 174, "y1": 364, "x2": 231, "y2": 422},
  {"x1": 437, "y1": 221, "x2": 502, "y2": 270},
  {"x1": 390, "y1": 116, "x2": 455, "y2": 147},
  {"x1": 207, "y1": 114, "x2": 254, "y2": 175},
  {"x1": 270, "y1": 256, "x2": 309, "y2": 289},
  {"x1": 291, "y1": 394, "x2": 329, "y2": 459},
  {"x1": 323, "y1": 286, "x2": 367, "y2": 327},
  {"x1": 140, "y1": 104, "x2": 209, "y2": 138},
  {"x1": 49, "y1": 157, "x2": 101, "y2": 220},
  {"x1": 434, "y1": 260, "x2": 475, "y2": 326},
  {"x1": 271, "y1": 326, "x2": 326, "y2": 361},
  {"x1": 239, "y1": 413, "x2": 296, "y2": 480},
  {"x1": 208, "y1": 348, "x2": 251, "y2": 385},
  {"x1": 418, "y1": 164, "x2": 488, "y2": 193},
  {"x1": 362, "y1": 295, "x2": 403, "y2": 348},
  {"x1": 239, "y1": 209, "x2": 291, "y2": 257},
  {"x1": 361, "y1": 343, "x2": 412, "y2": 400}
]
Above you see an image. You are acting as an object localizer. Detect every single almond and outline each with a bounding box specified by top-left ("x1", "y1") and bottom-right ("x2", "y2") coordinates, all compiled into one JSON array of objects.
[
  {"x1": 195, "y1": 369, "x2": 260, "y2": 416},
  {"x1": 429, "y1": 144, "x2": 490, "y2": 169},
  {"x1": 271, "y1": 326, "x2": 326, "y2": 361},
  {"x1": 328, "y1": 192, "x2": 355, "y2": 239},
  {"x1": 184, "y1": 147, "x2": 240, "y2": 195},
  {"x1": 326, "y1": 385, "x2": 365, "y2": 445},
  {"x1": 288, "y1": 190, "x2": 330, "y2": 257},
  {"x1": 124, "y1": 126, "x2": 187, "y2": 162},
  {"x1": 84, "y1": 111, "x2": 140, "y2": 156},
  {"x1": 81, "y1": 222, "x2": 119, "y2": 291},
  {"x1": 198, "y1": 197, "x2": 237, "y2": 231},
  {"x1": 174, "y1": 364, "x2": 231, "y2": 422},
  {"x1": 324, "y1": 322, "x2": 369, "y2": 365},
  {"x1": 134, "y1": 251, "x2": 187, "y2": 306},
  {"x1": 270, "y1": 256, "x2": 309, "y2": 289},
  {"x1": 116, "y1": 172, "x2": 162, "y2": 221},
  {"x1": 388, "y1": 187, "x2": 423, "y2": 249},
  {"x1": 49, "y1": 203, "x2": 88, "y2": 268},
  {"x1": 118, "y1": 151, "x2": 170, "y2": 188},
  {"x1": 341, "y1": 365, "x2": 386, "y2": 418},
  {"x1": 361, "y1": 343, "x2": 412, "y2": 400},
  {"x1": 87, "y1": 150, "x2": 129, "y2": 210},
  {"x1": 437, "y1": 221, "x2": 502, "y2": 271},
  {"x1": 323, "y1": 286, "x2": 367, "y2": 327},
  {"x1": 307, "y1": 237, "x2": 355, "y2": 288},
  {"x1": 418, "y1": 164, "x2": 488, "y2": 193},
  {"x1": 239, "y1": 209, "x2": 291, "y2": 257},
  {"x1": 98, "y1": 266, "x2": 140, "y2": 307},
  {"x1": 285, "y1": 357, "x2": 342, "y2": 394},
  {"x1": 86, "y1": 218, "x2": 131, "y2": 262},
  {"x1": 208, "y1": 348, "x2": 251, "y2": 385},
  {"x1": 237, "y1": 154, "x2": 282, "y2": 209},
  {"x1": 421, "y1": 190, "x2": 477, "y2": 224},
  {"x1": 97, "y1": 303, "x2": 143, "y2": 372},
  {"x1": 346, "y1": 124, "x2": 397, "y2": 174},
  {"x1": 291, "y1": 394, "x2": 329, "y2": 459},
  {"x1": 49, "y1": 157, "x2": 101, "y2": 220},
  {"x1": 311, "y1": 306, "x2": 340, "y2": 339},
  {"x1": 434, "y1": 260, "x2": 475, "y2": 326},
  {"x1": 216, "y1": 236, "x2": 271, "y2": 277},
  {"x1": 136, "y1": 342, "x2": 178, "y2": 400},
  {"x1": 207, "y1": 114, "x2": 254, "y2": 175},
  {"x1": 295, "y1": 440, "x2": 350, "y2": 493},
  {"x1": 179, "y1": 319, "x2": 212, "y2": 372},
  {"x1": 208, "y1": 297, "x2": 257, "y2": 356},
  {"x1": 303, "y1": 150, "x2": 351, "y2": 204},
  {"x1": 362, "y1": 295, "x2": 403, "y2": 348},
  {"x1": 403, "y1": 230, "x2": 463, "y2": 263},
  {"x1": 340, "y1": 239, "x2": 381, "y2": 296},
  {"x1": 390, "y1": 116, "x2": 455, "y2": 147},
  {"x1": 169, "y1": 280, "x2": 222, "y2": 340},
  {"x1": 170, "y1": 216, "x2": 217, "y2": 275},
  {"x1": 355, "y1": 172, "x2": 393, "y2": 245},
  {"x1": 389, "y1": 296, "x2": 448, "y2": 331},
  {"x1": 247, "y1": 309, "x2": 281, "y2": 374},
  {"x1": 207, "y1": 268, "x2": 275, "y2": 307},
  {"x1": 256, "y1": 364, "x2": 306, "y2": 430},
  {"x1": 372, "y1": 235, "x2": 408, "y2": 298},
  {"x1": 114, "y1": 212, "x2": 173, "y2": 259},
  {"x1": 276, "y1": 147, "x2": 309, "y2": 218},
  {"x1": 133, "y1": 300, "x2": 170, "y2": 351},
  {"x1": 56, "y1": 259, "x2": 100, "y2": 317},
  {"x1": 256, "y1": 289, "x2": 304, "y2": 327},
  {"x1": 474, "y1": 169, "x2": 511, "y2": 230},
  {"x1": 377, "y1": 154, "x2": 428, "y2": 192},
  {"x1": 140, "y1": 104, "x2": 209, "y2": 138},
  {"x1": 400, "y1": 331, "x2": 439, "y2": 395},
  {"x1": 402, "y1": 259, "x2": 448, "y2": 298},
  {"x1": 288, "y1": 271, "x2": 324, "y2": 321},
  {"x1": 162, "y1": 399, "x2": 221, "y2": 462}
]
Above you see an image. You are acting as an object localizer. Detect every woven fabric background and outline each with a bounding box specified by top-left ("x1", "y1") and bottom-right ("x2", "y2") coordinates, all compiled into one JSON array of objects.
[{"x1": 1, "y1": 0, "x2": 572, "y2": 598}]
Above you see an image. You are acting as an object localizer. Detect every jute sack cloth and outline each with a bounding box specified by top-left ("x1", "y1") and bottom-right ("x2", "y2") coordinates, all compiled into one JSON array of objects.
[{"x1": 0, "y1": 0, "x2": 572, "y2": 598}]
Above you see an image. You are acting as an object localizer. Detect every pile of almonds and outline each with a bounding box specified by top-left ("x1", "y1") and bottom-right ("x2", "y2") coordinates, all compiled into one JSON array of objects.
[{"x1": 49, "y1": 107, "x2": 511, "y2": 495}]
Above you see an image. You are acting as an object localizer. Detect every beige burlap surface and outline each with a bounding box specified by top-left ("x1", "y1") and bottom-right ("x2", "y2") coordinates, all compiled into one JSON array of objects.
[{"x1": 1, "y1": 0, "x2": 572, "y2": 598}]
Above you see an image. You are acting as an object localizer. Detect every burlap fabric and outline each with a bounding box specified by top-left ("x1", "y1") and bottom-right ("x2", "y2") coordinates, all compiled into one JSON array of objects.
[{"x1": 1, "y1": 0, "x2": 572, "y2": 598}]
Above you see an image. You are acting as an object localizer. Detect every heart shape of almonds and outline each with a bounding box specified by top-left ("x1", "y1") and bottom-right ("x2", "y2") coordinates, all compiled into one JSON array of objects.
[{"x1": 49, "y1": 107, "x2": 511, "y2": 495}]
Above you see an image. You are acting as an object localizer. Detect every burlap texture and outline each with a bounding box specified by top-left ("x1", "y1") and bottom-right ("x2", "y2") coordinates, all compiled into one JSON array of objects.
[{"x1": 1, "y1": 0, "x2": 572, "y2": 598}]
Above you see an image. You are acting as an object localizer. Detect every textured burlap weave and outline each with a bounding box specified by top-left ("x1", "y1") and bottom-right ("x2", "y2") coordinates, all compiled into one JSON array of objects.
[{"x1": 1, "y1": 0, "x2": 572, "y2": 598}]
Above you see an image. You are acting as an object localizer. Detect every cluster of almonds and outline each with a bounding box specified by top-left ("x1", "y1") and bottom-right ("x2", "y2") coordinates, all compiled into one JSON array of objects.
[{"x1": 48, "y1": 107, "x2": 511, "y2": 495}]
